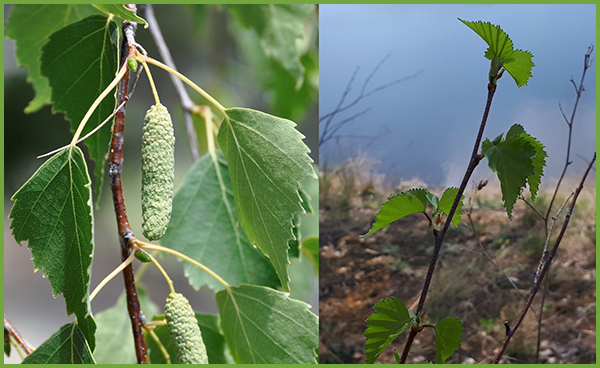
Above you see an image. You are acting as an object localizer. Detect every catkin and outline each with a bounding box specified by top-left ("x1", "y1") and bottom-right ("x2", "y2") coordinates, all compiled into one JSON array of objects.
[
  {"x1": 141, "y1": 103, "x2": 175, "y2": 241},
  {"x1": 165, "y1": 293, "x2": 208, "y2": 364}
]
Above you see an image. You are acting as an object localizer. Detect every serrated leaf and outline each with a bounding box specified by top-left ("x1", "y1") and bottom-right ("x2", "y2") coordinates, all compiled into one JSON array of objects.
[
  {"x1": 216, "y1": 284, "x2": 318, "y2": 364},
  {"x1": 9, "y1": 147, "x2": 96, "y2": 350},
  {"x1": 40, "y1": 14, "x2": 119, "y2": 205},
  {"x1": 364, "y1": 188, "x2": 430, "y2": 237},
  {"x1": 425, "y1": 191, "x2": 439, "y2": 210},
  {"x1": 226, "y1": 4, "x2": 314, "y2": 87},
  {"x1": 217, "y1": 108, "x2": 315, "y2": 292},
  {"x1": 459, "y1": 18, "x2": 534, "y2": 87},
  {"x1": 301, "y1": 237, "x2": 319, "y2": 276},
  {"x1": 147, "y1": 313, "x2": 231, "y2": 364},
  {"x1": 22, "y1": 323, "x2": 95, "y2": 364},
  {"x1": 458, "y1": 19, "x2": 514, "y2": 62},
  {"x1": 299, "y1": 187, "x2": 314, "y2": 214},
  {"x1": 482, "y1": 135, "x2": 536, "y2": 219},
  {"x1": 438, "y1": 187, "x2": 464, "y2": 227},
  {"x1": 93, "y1": 285, "x2": 159, "y2": 364},
  {"x1": 364, "y1": 297, "x2": 414, "y2": 364},
  {"x1": 506, "y1": 124, "x2": 547, "y2": 202},
  {"x1": 92, "y1": 4, "x2": 147, "y2": 27},
  {"x1": 161, "y1": 151, "x2": 279, "y2": 291},
  {"x1": 434, "y1": 317, "x2": 463, "y2": 364},
  {"x1": 5, "y1": 5, "x2": 100, "y2": 113}
]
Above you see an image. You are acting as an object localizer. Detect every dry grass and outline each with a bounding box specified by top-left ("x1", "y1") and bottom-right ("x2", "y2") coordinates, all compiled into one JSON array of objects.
[{"x1": 319, "y1": 160, "x2": 595, "y2": 364}]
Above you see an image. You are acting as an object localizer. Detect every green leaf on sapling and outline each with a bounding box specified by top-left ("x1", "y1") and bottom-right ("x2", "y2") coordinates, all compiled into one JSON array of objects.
[
  {"x1": 482, "y1": 135, "x2": 536, "y2": 219},
  {"x1": 458, "y1": 18, "x2": 534, "y2": 87},
  {"x1": 434, "y1": 317, "x2": 463, "y2": 364},
  {"x1": 364, "y1": 188, "x2": 430, "y2": 237},
  {"x1": 506, "y1": 124, "x2": 547, "y2": 202},
  {"x1": 438, "y1": 187, "x2": 464, "y2": 227},
  {"x1": 364, "y1": 297, "x2": 414, "y2": 364}
]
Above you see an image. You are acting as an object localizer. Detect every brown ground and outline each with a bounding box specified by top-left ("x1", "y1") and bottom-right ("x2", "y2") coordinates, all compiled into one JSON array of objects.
[{"x1": 319, "y1": 170, "x2": 595, "y2": 364}]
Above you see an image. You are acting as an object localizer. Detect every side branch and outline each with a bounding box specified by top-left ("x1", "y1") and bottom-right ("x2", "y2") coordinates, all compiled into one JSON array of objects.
[
  {"x1": 492, "y1": 152, "x2": 596, "y2": 364},
  {"x1": 4, "y1": 316, "x2": 33, "y2": 355},
  {"x1": 109, "y1": 17, "x2": 148, "y2": 364}
]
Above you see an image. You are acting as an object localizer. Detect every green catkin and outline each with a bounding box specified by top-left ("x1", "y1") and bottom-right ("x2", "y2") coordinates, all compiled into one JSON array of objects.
[
  {"x1": 165, "y1": 293, "x2": 208, "y2": 364},
  {"x1": 141, "y1": 103, "x2": 175, "y2": 241}
]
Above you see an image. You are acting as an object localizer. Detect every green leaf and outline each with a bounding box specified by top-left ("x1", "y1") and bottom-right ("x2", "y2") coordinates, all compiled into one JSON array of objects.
[
  {"x1": 5, "y1": 5, "x2": 100, "y2": 113},
  {"x1": 438, "y1": 187, "x2": 464, "y2": 227},
  {"x1": 216, "y1": 284, "x2": 318, "y2": 364},
  {"x1": 503, "y1": 49, "x2": 535, "y2": 88},
  {"x1": 22, "y1": 323, "x2": 95, "y2": 364},
  {"x1": 93, "y1": 285, "x2": 159, "y2": 364},
  {"x1": 434, "y1": 317, "x2": 463, "y2": 364},
  {"x1": 459, "y1": 18, "x2": 534, "y2": 87},
  {"x1": 299, "y1": 187, "x2": 315, "y2": 214},
  {"x1": 92, "y1": 4, "x2": 147, "y2": 27},
  {"x1": 393, "y1": 347, "x2": 401, "y2": 364},
  {"x1": 301, "y1": 236, "x2": 319, "y2": 276},
  {"x1": 40, "y1": 14, "x2": 119, "y2": 205},
  {"x1": 161, "y1": 151, "x2": 279, "y2": 291},
  {"x1": 226, "y1": 4, "x2": 315, "y2": 87},
  {"x1": 482, "y1": 135, "x2": 536, "y2": 219},
  {"x1": 498, "y1": 124, "x2": 546, "y2": 202},
  {"x1": 217, "y1": 108, "x2": 316, "y2": 292},
  {"x1": 4, "y1": 329, "x2": 10, "y2": 357},
  {"x1": 364, "y1": 297, "x2": 414, "y2": 364},
  {"x1": 147, "y1": 313, "x2": 231, "y2": 364},
  {"x1": 364, "y1": 188, "x2": 430, "y2": 237},
  {"x1": 9, "y1": 147, "x2": 96, "y2": 350},
  {"x1": 289, "y1": 188, "x2": 314, "y2": 258},
  {"x1": 458, "y1": 19, "x2": 514, "y2": 62}
]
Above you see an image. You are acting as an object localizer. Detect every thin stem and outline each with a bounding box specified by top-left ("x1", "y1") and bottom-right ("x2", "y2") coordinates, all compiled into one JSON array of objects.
[
  {"x1": 70, "y1": 64, "x2": 128, "y2": 146},
  {"x1": 139, "y1": 54, "x2": 226, "y2": 116},
  {"x1": 137, "y1": 242, "x2": 230, "y2": 289},
  {"x1": 492, "y1": 152, "x2": 595, "y2": 363},
  {"x1": 399, "y1": 83, "x2": 497, "y2": 363},
  {"x1": 202, "y1": 106, "x2": 216, "y2": 153},
  {"x1": 90, "y1": 252, "x2": 136, "y2": 302},
  {"x1": 141, "y1": 60, "x2": 160, "y2": 105},
  {"x1": 145, "y1": 251, "x2": 175, "y2": 294},
  {"x1": 39, "y1": 99, "x2": 128, "y2": 159},
  {"x1": 146, "y1": 328, "x2": 171, "y2": 364},
  {"x1": 4, "y1": 316, "x2": 34, "y2": 355}
]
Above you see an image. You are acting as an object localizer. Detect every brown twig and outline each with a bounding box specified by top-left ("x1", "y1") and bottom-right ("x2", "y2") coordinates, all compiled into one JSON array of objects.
[
  {"x1": 110, "y1": 15, "x2": 148, "y2": 364},
  {"x1": 492, "y1": 152, "x2": 595, "y2": 364},
  {"x1": 399, "y1": 82, "x2": 497, "y2": 364},
  {"x1": 4, "y1": 316, "x2": 33, "y2": 355},
  {"x1": 533, "y1": 45, "x2": 593, "y2": 362}
]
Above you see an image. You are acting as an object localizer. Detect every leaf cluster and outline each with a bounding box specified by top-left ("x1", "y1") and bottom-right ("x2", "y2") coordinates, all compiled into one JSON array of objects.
[
  {"x1": 364, "y1": 297, "x2": 462, "y2": 364},
  {"x1": 364, "y1": 187, "x2": 464, "y2": 237}
]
